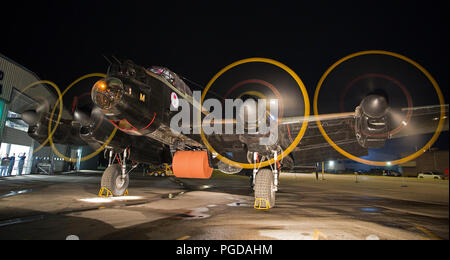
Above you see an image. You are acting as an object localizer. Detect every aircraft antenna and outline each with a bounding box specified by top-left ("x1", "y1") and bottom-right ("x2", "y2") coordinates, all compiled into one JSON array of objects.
[
  {"x1": 111, "y1": 55, "x2": 122, "y2": 64},
  {"x1": 179, "y1": 75, "x2": 223, "y2": 99},
  {"x1": 102, "y1": 55, "x2": 112, "y2": 65}
]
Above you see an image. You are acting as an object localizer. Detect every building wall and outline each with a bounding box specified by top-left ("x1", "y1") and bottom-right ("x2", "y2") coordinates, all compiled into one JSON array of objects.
[
  {"x1": 398, "y1": 160, "x2": 417, "y2": 177},
  {"x1": 416, "y1": 150, "x2": 449, "y2": 173},
  {"x1": 79, "y1": 146, "x2": 101, "y2": 170},
  {"x1": 0, "y1": 54, "x2": 77, "y2": 174},
  {"x1": 401, "y1": 167, "x2": 418, "y2": 177},
  {"x1": 31, "y1": 145, "x2": 68, "y2": 173},
  {"x1": 0, "y1": 53, "x2": 73, "y2": 138},
  {"x1": 398, "y1": 150, "x2": 449, "y2": 177},
  {"x1": 0, "y1": 99, "x2": 6, "y2": 141},
  {"x1": 2, "y1": 126, "x2": 33, "y2": 147},
  {"x1": 0, "y1": 54, "x2": 56, "y2": 110}
]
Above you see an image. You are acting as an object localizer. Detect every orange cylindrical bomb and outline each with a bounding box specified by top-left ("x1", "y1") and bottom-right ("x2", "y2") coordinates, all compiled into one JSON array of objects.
[{"x1": 172, "y1": 151, "x2": 213, "y2": 179}]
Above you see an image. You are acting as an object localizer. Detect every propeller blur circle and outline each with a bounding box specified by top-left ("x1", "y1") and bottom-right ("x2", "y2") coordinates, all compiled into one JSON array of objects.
[
  {"x1": 13, "y1": 80, "x2": 63, "y2": 154},
  {"x1": 47, "y1": 73, "x2": 118, "y2": 163},
  {"x1": 339, "y1": 73, "x2": 414, "y2": 137},
  {"x1": 200, "y1": 57, "x2": 310, "y2": 169},
  {"x1": 314, "y1": 50, "x2": 446, "y2": 166}
]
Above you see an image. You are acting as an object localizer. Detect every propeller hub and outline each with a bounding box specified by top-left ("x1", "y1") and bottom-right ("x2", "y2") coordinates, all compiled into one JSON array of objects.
[
  {"x1": 238, "y1": 99, "x2": 266, "y2": 129},
  {"x1": 21, "y1": 110, "x2": 39, "y2": 126},
  {"x1": 361, "y1": 95, "x2": 389, "y2": 118}
]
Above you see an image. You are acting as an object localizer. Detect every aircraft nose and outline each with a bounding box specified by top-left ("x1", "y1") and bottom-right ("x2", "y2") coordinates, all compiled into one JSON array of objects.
[{"x1": 91, "y1": 77, "x2": 124, "y2": 110}]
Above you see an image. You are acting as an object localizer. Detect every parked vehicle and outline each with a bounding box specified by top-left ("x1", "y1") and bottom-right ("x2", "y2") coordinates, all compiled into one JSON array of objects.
[
  {"x1": 417, "y1": 172, "x2": 444, "y2": 180},
  {"x1": 367, "y1": 168, "x2": 385, "y2": 176},
  {"x1": 382, "y1": 170, "x2": 402, "y2": 177},
  {"x1": 353, "y1": 170, "x2": 365, "y2": 175}
]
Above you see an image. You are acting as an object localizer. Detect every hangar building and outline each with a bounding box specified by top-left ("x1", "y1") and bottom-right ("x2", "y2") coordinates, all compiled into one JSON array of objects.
[{"x1": 0, "y1": 53, "x2": 100, "y2": 175}]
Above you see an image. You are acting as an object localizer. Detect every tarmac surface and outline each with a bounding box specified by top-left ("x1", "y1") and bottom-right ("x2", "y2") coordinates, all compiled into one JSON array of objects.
[{"x1": 0, "y1": 171, "x2": 448, "y2": 240}]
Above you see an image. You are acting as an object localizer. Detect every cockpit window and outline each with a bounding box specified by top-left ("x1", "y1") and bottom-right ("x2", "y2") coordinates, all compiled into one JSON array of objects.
[{"x1": 149, "y1": 66, "x2": 192, "y2": 97}]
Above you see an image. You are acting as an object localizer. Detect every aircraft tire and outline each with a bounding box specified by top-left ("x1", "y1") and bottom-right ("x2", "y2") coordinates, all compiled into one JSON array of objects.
[
  {"x1": 101, "y1": 164, "x2": 129, "y2": 196},
  {"x1": 254, "y1": 169, "x2": 276, "y2": 208}
]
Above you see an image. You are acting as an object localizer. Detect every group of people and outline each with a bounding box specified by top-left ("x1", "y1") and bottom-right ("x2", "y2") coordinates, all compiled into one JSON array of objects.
[{"x1": 0, "y1": 153, "x2": 27, "y2": 177}]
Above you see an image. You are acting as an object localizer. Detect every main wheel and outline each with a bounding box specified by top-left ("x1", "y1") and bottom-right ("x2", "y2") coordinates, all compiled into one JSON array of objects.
[
  {"x1": 254, "y1": 169, "x2": 276, "y2": 208},
  {"x1": 101, "y1": 164, "x2": 129, "y2": 196}
]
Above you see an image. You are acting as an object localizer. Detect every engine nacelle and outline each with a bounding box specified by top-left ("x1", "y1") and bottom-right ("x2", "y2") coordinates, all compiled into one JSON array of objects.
[
  {"x1": 237, "y1": 98, "x2": 267, "y2": 131},
  {"x1": 26, "y1": 113, "x2": 86, "y2": 146},
  {"x1": 355, "y1": 95, "x2": 390, "y2": 148}
]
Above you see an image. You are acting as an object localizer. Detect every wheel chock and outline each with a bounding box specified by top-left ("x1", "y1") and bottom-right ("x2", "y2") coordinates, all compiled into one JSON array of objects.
[
  {"x1": 165, "y1": 164, "x2": 173, "y2": 176},
  {"x1": 254, "y1": 198, "x2": 271, "y2": 210},
  {"x1": 98, "y1": 187, "x2": 112, "y2": 197},
  {"x1": 312, "y1": 229, "x2": 328, "y2": 240},
  {"x1": 98, "y1": 187, "x2": 128, "y2": 197}
]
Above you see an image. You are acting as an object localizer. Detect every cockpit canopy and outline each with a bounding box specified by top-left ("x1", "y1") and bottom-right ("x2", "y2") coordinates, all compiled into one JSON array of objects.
[{"x1": 149, "y1": 66, "x2": 192, "y2": 97}]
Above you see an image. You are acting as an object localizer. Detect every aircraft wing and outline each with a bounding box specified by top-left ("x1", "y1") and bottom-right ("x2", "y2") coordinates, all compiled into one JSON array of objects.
[
  {"x1": 278, "y1": 111, "x2": 365, "y2": 164},
  {"x1": 275, "y1": 104, "x2": 448, "y2": 164},
  {"x1": 278, "y1": 104, "x2": 449, "y2": 143},
  {"x1": 389, "y1": 105, "x2": 449, "y2": 139}
]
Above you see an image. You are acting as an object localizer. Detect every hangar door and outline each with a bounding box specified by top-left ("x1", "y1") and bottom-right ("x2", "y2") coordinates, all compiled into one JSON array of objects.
[{"x1": 0, "y1": 126, "x2": 34, "y2": 175}]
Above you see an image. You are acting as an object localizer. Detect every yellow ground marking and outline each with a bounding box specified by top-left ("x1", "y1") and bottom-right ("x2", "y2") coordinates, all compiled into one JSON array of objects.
[
  {"x1": 415, "y1": 225, "x2": 441, "y2": 240},
  {"x1": 177, "y1": 235, "x2": 191, "y2": 240},
  {"x1": 312, "y1": 229, "x2": 328, "y2": 240}
]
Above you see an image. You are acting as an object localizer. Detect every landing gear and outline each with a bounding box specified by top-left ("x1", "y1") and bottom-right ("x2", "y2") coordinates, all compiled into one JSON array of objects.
[
  {"x1": 254, "y1": 168, "x2": 276, "y2": 209},
  {"x1": 251, "y1": 150, "x2": 280, "y2": 209},
  {"x1": 100, "y1": 164, "x2": 129, "y2": 196},
  {"x1": 100, "y1": 148, "x2": 136, "y2": 196}
]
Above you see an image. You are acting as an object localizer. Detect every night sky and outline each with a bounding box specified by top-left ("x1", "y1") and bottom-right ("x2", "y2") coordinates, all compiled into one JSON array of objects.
[
  {"x1": 2, "y1": 1, "x2": 448, "y2": 94},
  {"x1": 1, "y1": 1, "x2": 448, "y2": 152}
]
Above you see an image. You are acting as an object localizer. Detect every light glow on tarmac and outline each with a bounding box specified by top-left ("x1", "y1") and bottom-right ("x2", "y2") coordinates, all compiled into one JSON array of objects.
[{"x1": 78, "y1": 196, "x2": 144, "y2": 203}]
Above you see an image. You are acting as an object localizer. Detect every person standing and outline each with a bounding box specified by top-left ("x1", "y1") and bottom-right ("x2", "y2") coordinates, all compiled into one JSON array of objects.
[
  {"x1": 1, "y1": 154, "x2": 10, "y2": 177},
  {"x1": 7, "y1": 153, "x2": 15, "y2": 176},
  {"x1": 18, "y1": 153, "x2": 26, "y2": 175},
  {"x1": 315, "y1": 162, "x2": 319, "y2": 180}
]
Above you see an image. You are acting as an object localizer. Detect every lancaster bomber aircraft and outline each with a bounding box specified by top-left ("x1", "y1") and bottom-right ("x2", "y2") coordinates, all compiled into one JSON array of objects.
[{"x1": 20, "y1": 59, "x2": 449, "y2": 209}]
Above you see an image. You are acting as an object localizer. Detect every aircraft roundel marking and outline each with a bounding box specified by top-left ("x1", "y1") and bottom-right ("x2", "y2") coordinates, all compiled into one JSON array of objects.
[{"x1": 171, "y1": 92, "x2": 179, "y2": 109}]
